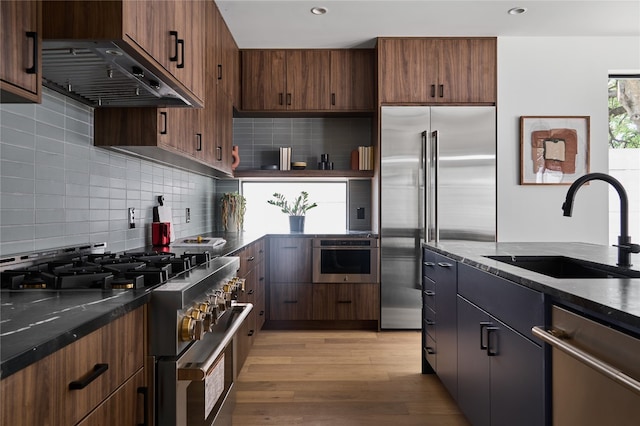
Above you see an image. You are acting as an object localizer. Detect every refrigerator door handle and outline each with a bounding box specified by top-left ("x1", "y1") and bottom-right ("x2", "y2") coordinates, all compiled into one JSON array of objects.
[
  {"x1": 431, "y1": 130, "x2": 440, "y2": 243},
  {"x1": 421, "y1": 130, "x2": 428, "y2": 242}
]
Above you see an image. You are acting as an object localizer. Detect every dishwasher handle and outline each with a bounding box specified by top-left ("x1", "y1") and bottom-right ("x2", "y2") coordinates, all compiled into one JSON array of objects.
[{"x1": 532, "y1": 326, "x2": 640, "y2": 395}]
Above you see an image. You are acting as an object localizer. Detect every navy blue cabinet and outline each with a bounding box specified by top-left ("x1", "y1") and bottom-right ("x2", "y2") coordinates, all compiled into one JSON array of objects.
[
  {"x1": 421, "y1": 248, "x2": 458, "y2": 399},
  {"x1": 456, "y1": 263, "x2": 545, "y2": 426}
]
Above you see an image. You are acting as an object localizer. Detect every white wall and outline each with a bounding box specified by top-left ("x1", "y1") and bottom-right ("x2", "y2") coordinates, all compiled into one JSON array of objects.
[{"x1": 496, "y1": 37, "x2": 640, "y2": 243}]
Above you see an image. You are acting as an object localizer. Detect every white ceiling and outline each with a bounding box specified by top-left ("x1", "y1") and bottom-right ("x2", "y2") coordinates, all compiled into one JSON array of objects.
[{"x1": 216, "y1": 0, "x2": 640, "y2": 49}]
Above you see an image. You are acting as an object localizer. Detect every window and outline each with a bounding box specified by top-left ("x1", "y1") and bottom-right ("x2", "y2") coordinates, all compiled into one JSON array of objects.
[
  {"x1": 241, "y1": 181, "x2": 348, "y2": 233},
  {"x1": 608, "y1": 76, "x2": 640, "y2": 245}
]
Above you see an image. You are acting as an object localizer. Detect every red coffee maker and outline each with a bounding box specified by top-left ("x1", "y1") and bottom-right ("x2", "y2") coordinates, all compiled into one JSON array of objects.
[{"x1": 152, "y1": 222, "x2": 171, "y2": 246}]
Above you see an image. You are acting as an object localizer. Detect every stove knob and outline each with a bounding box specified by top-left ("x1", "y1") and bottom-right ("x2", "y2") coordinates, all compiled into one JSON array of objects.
[{"x1": 180, "y1": 316, "x2": 195, "y2": 341}]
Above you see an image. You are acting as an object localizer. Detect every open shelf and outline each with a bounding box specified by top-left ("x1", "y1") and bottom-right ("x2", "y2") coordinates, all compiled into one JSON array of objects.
[{"x1": 233, "y1": 169, "x2": 374, "y2": 179}]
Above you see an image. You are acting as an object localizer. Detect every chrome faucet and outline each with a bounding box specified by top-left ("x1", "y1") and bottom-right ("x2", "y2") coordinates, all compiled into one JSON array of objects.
[{"x1": 562, "y1": 172, "x2": 640, "y2": 268}]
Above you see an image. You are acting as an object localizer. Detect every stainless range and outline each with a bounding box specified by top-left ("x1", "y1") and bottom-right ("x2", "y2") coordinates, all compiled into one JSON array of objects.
[{"x1": 150, "y1": 256, "x2": 252, "y2": 426}]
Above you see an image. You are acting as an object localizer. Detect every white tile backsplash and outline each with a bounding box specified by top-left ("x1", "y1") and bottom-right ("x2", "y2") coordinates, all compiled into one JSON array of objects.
[{"x1": 0, "y1": 88, "x2": 217, "y2": 256}]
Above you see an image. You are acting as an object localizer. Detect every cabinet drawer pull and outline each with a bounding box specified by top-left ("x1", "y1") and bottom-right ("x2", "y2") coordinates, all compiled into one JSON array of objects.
[
  {"x1": 425, "y1": 346, "x2": 436, "y2": 355},
  {"x1": 169, "y1": 31, "x2": 179, "y2": 62},
  {"x1": 248, "y1": 329, "x2": 254, "y2": 336},
  {"x1": 248, "y1": 289, "x2": 254, "y2": 295},
  {"x1": 486, "y1": 327, "x2": 499, "y2": 356},
  {"x1": 437, "y1": 262, "x2": 452, "y2": 268},
  {"x1": 259, "y1": 310, "x2": 265, "y2": 316},
  {"x1": 337, "y1": 300, "x2": 352, "y2": 304},
  {"x1": 284, "y1": 300, "x2": 298, "y2": 304},
  {"x1": 137, "y1": 387, "x2": 148, "y2": 426},
  {"x1": 425, "y1": 319, "x2": 435, "y2": 325},
  {"x1": 69, "y1": 363, "x2": 109, "y2": 390},
  {"x1": 424, "y1": 290, "x2": 435, "y2": 296},
  {"x1": 438, "y1": 84, "x2": 444, "y2": 98},
  {"x1": 217, "y1": 64, "x2": 223, "y2": 80},
  {"x1": 423, "y1": 262, "x2": 435, "y2": 267},
  {"x1": 282, "y1": 246, "x2": 298, "y2": 249},
  {"x1": 259, "y1": 277, "x2": 265, "y2": 281},
  {"x1": 247, "y1": 256, "x2": 255, "y2": 262},
  {"x1": 479, "y1": 321, "x2": 493, "y2": 350},
  {"x1": 26, "y1": 32, "x2": 38, "y2": 74},
  {"x1": 331, "y1": 93, "x2": 336, "y2": 105}
]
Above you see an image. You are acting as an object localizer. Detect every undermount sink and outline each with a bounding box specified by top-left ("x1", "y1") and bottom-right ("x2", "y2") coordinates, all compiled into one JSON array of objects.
[{"x1": 484, "y1": 255, "x2": 640, "y2": 279}]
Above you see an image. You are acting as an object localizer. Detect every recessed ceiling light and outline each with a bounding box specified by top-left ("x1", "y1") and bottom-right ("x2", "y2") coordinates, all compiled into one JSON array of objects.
[
  {"x1": 508, "y1": 7, "x2": 527, "y2": 15},
  {"x1": 311, "y1": 6, "x2": 328, "y2": 15}
]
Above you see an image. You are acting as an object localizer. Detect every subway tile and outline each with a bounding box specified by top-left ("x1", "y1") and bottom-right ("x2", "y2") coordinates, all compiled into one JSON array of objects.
[
  {"x1": 34, "y1": 237, "x2": 66, "y2": 251},
  {"x1": 36, "y1": 150, "x2": 65, "y2": 168},
  {"x1": 109, "y1": 176, "x2": 127, "y2": 189},
  {"x1": 35, "y1": 194, "x2": 64, "y2": 209},
  {"x1": 36, "y1": 121, "x2": 65, "y2": 142},
  {"x1": 36, "y1": 107, "x2": 66, "y2": 129},
  {"x1": 65, "y1": 209, "x2": 90, "y2": 223},
  {"x1": 36, "y1": 135, "x2": 65, "y2": 154},
  {"x1": 110, "y1": 198, "x2": 126, "y2": 210},
  {"x1": 1, "y1": 127, "x2": 36, "y2": 148},
  {"x1": 2, "y1": 193, "x2": 35, "y2": 209},
  {"x1": 35, "y1": 223, "x2": 65, "y2": 239},
  {"x1": 36, "y1": 209, "x2": 65, "y2": 223},
  {"x1": 90, "y1": 208, "x2": 109, "y2": 221},
  {"x1": 36, "y1": 165, "x2": 65, "y2": 182},
  {"x1": 35, "y1": 179, "x2": 65, "y2": 195},
  {"x1": 65, "y1": 102, "x2": 91, "y2": 124},
  {"x1": 1, "y1": 143, "x2": 35, "y2": 163},
  {"x1": 1, "y1": 177, "x2": 34, "y2": 194},
  {"x1": 66, "y1": 196, "x2": 89, "y2": 209},
  {"x1": 1, "y1": 209, "x2": 34, "y2": 226},
  {"x1": 90, "y1": 232, "x2": 111, "y2": 245},
  {"x1": 1, "y1": 240, "x2": 35, "y2": 255},
  {"x1": 1, "y1": 224, "x2": 35, "y2": 241},
  {"x1": 40, "y1": 91, "x2": 66, "y2": 114},
  {"x1": 89, "y1": 185, "x2": 110, "y2": 198},
  {"x1": 109, "y1": 188, "x2": 126, "y2": 199},
  {"x1": 65, "y1": 128, "x2": 92, "y2": 146},
  {"x1": 126, "y1": 190, "x2": 141, "y2": 200},
  {"x1": 66, "y1": 170, "x2": 90, "y2": 185},
  {"x1": 90, "y1": 147, "x2": 111, "y2": 164},
  {"x1": 1, "y1": 110, "x2": 36, "y2": 134},
  {"x1": 1, "y1": 160, "x2": 35, "y2": 179},
  {"x1": 90, "y1": 220, "x2": 110, "y2": 233}
]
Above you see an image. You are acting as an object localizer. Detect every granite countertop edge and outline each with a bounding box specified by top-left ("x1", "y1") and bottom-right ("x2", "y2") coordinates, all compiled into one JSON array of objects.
[{"x1": 422, "y1": 241, "x2": 640, "y2": 331}]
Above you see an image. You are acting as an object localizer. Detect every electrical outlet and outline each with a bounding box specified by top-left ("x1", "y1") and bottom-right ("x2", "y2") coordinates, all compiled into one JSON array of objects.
[
  {"x1": 128, "y1": 208, "x2": 135, "y2": 228},
  {"x1": 185, "y1": 208, "x2": 191, "y2": 223}
]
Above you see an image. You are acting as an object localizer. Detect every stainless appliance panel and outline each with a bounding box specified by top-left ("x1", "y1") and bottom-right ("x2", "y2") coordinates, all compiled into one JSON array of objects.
[{"x1": 380, "y1": 106, "x2": 496, "y2": 329}]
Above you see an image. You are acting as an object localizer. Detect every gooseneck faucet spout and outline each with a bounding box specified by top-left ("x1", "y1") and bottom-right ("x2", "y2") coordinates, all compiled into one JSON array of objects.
[{"x1": 562, "y1": 172, "x2": 639, "y2": 267}]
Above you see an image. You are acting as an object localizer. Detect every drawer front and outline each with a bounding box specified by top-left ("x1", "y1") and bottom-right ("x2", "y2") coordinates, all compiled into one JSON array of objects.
[
  {"x1": 424, "y1": 333, "x2": 437, "y2": 371},
  {"x1": 422, "y1": 248, "x2": 437, "y2": 281},
  {"x1": 423, "y1": 307, "x2": 436, "y2": 339},
  {"x1": 458, "y1": 263, "x2": 544, "y2": 340},
  {"x1": 423, "y1": 281, "x2": 436, "y2": 312}
]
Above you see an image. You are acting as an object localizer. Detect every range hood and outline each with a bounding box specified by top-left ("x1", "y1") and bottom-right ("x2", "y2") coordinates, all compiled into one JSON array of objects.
[{"x1": 41, "y1": 40, "x2": 192, "y2": 107}]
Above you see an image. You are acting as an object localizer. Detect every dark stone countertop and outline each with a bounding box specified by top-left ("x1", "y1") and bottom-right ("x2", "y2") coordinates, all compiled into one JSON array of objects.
[
  {"x1": 0, "y1": 230, "x2": 374, "y2": 379},
  {"x1": 423, "y1": 241, "x2": 640, "y2": 332}
]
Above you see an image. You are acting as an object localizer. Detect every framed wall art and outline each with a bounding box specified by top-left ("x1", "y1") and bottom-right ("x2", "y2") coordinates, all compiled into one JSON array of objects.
[{"x1": 520, "y1": 116, "x2": 590, "y2": 185}]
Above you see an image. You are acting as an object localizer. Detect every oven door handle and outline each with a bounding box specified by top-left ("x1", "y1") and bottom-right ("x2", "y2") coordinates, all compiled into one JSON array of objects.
[{"x1": 177, "y1": 303, "x2": 253, "y2": 381}]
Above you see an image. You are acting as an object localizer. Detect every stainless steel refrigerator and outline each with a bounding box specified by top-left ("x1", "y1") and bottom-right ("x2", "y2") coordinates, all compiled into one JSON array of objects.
[{"x1": 380, "y1": 106, "x2": 496, "y2": 329}]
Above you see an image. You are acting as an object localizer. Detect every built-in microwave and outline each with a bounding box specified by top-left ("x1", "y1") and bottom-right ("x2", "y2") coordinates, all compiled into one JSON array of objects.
[{"x1": 312, "y1": 238, "x2": 379, "y2": 283}]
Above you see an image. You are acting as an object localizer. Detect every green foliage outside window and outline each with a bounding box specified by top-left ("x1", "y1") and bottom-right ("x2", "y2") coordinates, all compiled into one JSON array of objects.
[{"x1": 608, "y1": 78, "x2": 640, "y2": 149}]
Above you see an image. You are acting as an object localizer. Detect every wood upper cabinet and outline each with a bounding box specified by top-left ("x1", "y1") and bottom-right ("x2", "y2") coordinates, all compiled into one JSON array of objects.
[
  {"x1": 0, "y1": 307, "x2": 146, "y2": 426},
  {"x1": 0, "y1": 0, "x2": 41, "y2": 103},
  {"x1": 377, "y1": 37, "x2": 496, "y2": 104},
  {"x1": 241, "y1": 49, "x2": 375, "y2": 112},
  {"x1": 241, "y1": 49, "x2": 331, "y2": 111},
  {"x1": 42, "y1": 0, "x2": 205, "y2": 106},
  {"x1": 214, "y1": 3, "x2": 239, "y2": 104},
  {"x1": 329, "y1": 49, "x2": 375, "y2": 111}
]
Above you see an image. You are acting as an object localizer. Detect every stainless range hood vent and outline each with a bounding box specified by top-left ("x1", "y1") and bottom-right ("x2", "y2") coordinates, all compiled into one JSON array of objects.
[{"x1": 42, "y1": 41, "x2": 191, "y2": 107}]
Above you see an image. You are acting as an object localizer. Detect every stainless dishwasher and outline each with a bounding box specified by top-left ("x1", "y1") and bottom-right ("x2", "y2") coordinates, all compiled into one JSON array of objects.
[{"x1": 533, "y1": 306, "x2": 640, "y2": 425}]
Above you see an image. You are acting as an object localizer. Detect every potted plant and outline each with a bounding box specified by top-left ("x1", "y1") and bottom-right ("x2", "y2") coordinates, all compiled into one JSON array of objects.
[
  {"x1": 220, "y1": 192, "x2": 246, "y2": 231},
  {"x1": 267, "y1": 191, "x2": 317, "y2": 232}
]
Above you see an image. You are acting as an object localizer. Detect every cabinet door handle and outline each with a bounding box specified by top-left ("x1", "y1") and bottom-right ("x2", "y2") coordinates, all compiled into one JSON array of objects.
[
  {"x1": 259, "y1": 277, "x2": 265, "y2": 281},
  {"x1": 169, "y1": 31, "x2": 179, "y2": 62},
  {"x1": 248, "y1": 289, "x2": 254, "y2": 295},
  {"x1": 425, "y1": 346, "x2": 436, "y2": 355},
  {"x1": 430, "y1": 84, "x2": 436, "y2": 98},
  {"x1": 424, "y1": 290, "x2": 435, "y2": 296},
  {"x1": 196, "y1": 133, "x2": 202, "y2": 151},
  {"x1": 286, "y1": 93, "x2": 292, "y2": 105},
  {"x1": 437, "y1": 262, "x2": 452, "y2": 268},
  {"x1": 26, "y1": 32, "x2": 38, "y2": 74},
  {"x1": 486, "y1": 327, "x2": 499, "y2": 356},
  {"x1": 137, "y1": 387, "x2": 148, "y2": 426},
  {"x1": 284, "y1": 300, "x2": 298, "y2": 304},
  {"x1": 279, "y1": 93, "x2": 284, "y2": 105},
  {"x1": 439, "y1": 84, "x2": 444, "y2": 98},
  {"x1": 69, "y1": 363, "x2": 109, "y2": 390},
  {"x1": 423, "y1": 262, "x2": 435, "y2": 267},
  {"x1": 479, "y1": 321, "x2": 493, "y2": 350},
  {"x1": 216, "y1": 145, "x2": 222, "y2": 161},
  {"x1": 177, "y1": 38, "x2": 185, "y2": 69},
  {"x1": 282, "y1": 246, "x2": 298, "y2": 249},
  {"x1": 217, "y1": 64, "x2": 223, "y2": 80},
  {"x1": 337, "y1": 300, "x2": 352, "y2": 304},
  {"x1": 247, "y1": 256, "x2": 255, "y2": 262},
  {"x1": 160, "y1": 112, "x2": 167, "y2": 135},
  {"x1": 248, "y1": 329, "x2": 255, "y2": 336},
  {"x1": 259, "y1": 310, "x2": 265, "y2": 316},
  {"x1": 331, "y1": 93, "x2": 336, "y2": 105}
]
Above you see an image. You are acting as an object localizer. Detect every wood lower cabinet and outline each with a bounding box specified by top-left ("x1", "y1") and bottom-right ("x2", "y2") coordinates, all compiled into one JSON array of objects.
[
  {"x1": 0, "y1": 307, "x2": 146, "y2": 426},
  {"x1": 377, "y1": 37, "x2": 496, "y2": 104},
  {"x1": 269, "y1": 283, "x2": 314, "y2": 321},
  {"x1": 312, "y1": 283, "x2": 379, "y2": 320},
  {"x1": 0, "y1": 0, "x2": 41, "y2": 103},
  {"x1": 269, "y1": 237, "x2": 312, "y2": 283}
]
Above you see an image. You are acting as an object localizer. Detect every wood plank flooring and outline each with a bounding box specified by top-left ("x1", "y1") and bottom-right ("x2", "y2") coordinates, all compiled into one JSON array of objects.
[{"x1": 232, "y1": 330, "x2": 469, "y2": 426}]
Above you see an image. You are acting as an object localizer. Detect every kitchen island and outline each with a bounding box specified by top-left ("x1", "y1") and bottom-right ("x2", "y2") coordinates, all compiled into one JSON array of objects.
[{"x1": 422, "y1": 240, "x2": 640, "y2": 426}]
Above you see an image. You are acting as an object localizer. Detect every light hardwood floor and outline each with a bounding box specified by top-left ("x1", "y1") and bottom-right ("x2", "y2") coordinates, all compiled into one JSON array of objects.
[{"x1": 232, "y1": 330, "x2": 469, "y2": 426}]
